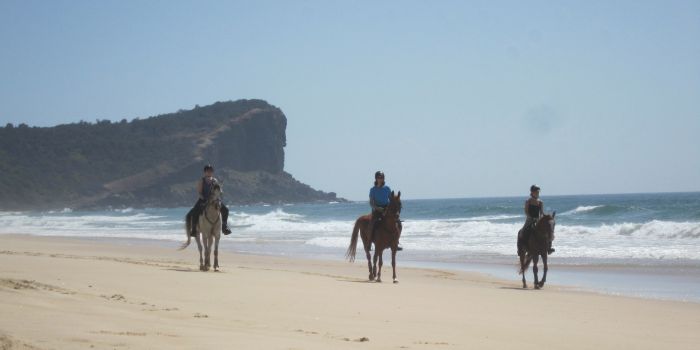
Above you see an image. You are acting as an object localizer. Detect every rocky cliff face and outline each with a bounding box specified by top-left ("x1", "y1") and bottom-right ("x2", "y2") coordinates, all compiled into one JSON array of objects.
[{"x1": 0, "y1": 99, "x2": 341, "y2": 210}]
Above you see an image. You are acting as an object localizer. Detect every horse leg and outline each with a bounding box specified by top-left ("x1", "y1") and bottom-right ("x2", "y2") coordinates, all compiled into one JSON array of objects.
[
  {"x1": 365, "y1": 245, "x2": 374, "y2": 281},
  {"x1": 391, "y1": 247, "x2": 398, "y2": 283},
  {"x1": 372, "y1": 251, "x2": 379, "y2": 282},
  {"x1": 360, "y1": 225, "x2": 374, "y2": 280},
  {"x1": 204, "y1": 235, "x2": 212, "y2": 271},
  {"x1": 376, "y1": 249, "x2": 383, "y2": 283},
  {"x1": 207, "y1": 235, "x2": 213, "y2": 270},
  {"x1": 213, "y1": 234, "x2": 220, "y2": 271},
  {"x1": 533, "y1": 255, "x2": 540, "y2": 289},
  {"x1": 195, "y1": 233, "x2": 204, "y2": 271},
  {"x1": 520, "y1": 254, "x2": 527, "y2": 289},
  {"x1": 540, "y1": 254, "x2": 548, "y2": 288}
]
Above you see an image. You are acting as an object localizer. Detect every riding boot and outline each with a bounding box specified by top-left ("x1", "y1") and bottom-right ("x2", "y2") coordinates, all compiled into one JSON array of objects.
[
  {"x1": 189, "y1": 200, "x2": 203, "y2": 237},
  {"x1": 369, "y1": 215, "x2": 378, "y2": 251},
  {"x1": 220, "y1": 204, "x2": 231, "y2": 235},
  {"x1": 547, "y1": 241, "x2": 555, "y2": 255},
  {"x1": 517, "y1": 230, "x2": 524, "y2": 256},
  {"x1": 189, "y1": 214, "x2": 198, "y2": 237}
]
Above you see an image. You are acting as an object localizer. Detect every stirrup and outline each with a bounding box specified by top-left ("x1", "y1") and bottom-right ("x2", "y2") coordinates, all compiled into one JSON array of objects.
[
  {"x1": 547, "y1": 248, "x2": 555, "y2": 255},
  {"x1": 223, "y1": 227, "x2": 232, "y2": 235}
]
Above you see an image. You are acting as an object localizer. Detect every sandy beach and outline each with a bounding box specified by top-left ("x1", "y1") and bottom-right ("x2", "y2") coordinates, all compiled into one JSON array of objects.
[{"x1": 1, "y1": 234, "x2": 699, "y2": 349}]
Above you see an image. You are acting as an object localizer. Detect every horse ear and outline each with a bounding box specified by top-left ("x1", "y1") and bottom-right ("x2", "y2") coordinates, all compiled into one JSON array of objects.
[
  {"x1": 552, "y1": 211, "x2": 556, "y2": 218},
  {"x1": 397, "y1": 191, "x2": 401, "y2": 198},
  {"x1": 391, "y1": 190, "x2": 395, "y2": 197}
]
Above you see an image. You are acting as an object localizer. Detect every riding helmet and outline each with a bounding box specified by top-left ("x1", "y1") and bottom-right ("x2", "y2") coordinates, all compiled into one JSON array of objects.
[
  {"x1": 530, "y1": 184, "x2": 540, "y2": 192},
  {"x1": 375, "y1": 171, "x2": 385, "y2": 179},
  {"x1": 204, "y1": 164, "x2": 214, "y2": 172}
]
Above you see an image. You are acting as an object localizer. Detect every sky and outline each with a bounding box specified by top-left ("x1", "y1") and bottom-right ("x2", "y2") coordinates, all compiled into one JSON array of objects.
[{"x1": 1, "y1": 0, "x2": 699, "y2": 200}]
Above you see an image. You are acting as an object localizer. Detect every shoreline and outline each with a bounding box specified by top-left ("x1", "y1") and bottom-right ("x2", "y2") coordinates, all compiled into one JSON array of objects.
[{"x1": 3, "y1": 232, "x2": 700, "y2": 304}]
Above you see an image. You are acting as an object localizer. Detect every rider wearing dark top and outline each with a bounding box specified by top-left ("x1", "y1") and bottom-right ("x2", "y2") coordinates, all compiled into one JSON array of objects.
[
  {"x1": 369, "y1": 171, "x2": 403, "y2": 251},
  {"x1": 186, "y1": 164, "x2": 231, "y2": 236},
  {"x1": 518, "y1": 185, "x2": 554, "y2": 255}
]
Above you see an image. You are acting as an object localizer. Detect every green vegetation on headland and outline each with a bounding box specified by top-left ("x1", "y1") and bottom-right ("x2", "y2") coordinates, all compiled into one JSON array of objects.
[{"x1": 0, "y1": 99, "x2": 341, "y2": 210}]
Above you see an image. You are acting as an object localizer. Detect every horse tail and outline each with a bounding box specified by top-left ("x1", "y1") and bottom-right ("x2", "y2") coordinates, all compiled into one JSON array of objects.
[
  {"x1": 519, "y1": 254, "x2": 532, "y2": 275},
  {"x1": 179, "y1": 217, "x2": 192, "y2": 250},
  {"x1": 345, "y1": 218, "x2": 362, "y2": 262}
]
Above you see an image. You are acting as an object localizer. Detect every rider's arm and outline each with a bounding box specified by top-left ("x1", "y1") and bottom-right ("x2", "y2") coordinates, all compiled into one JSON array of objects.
[
  {"x1": 538, "y1": 200, "x2": 544, "y2": 218},
  {"x1": 524, "y1": 200, "x2": 529, "y2": 217},
  {"x1": 197, "y1": 180, "x2": 203, "y2": 200}
]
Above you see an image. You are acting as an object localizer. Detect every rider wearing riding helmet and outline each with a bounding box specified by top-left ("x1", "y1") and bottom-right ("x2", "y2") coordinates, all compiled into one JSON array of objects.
[
  {"x1": 369, "y1": 171, "x2": 402, "y2": 251},
  {"x1": 518, "y1": 185, "x2": 554, "y2": 255},
  {"x1": 186, "y1": 164, "x2": 232, "y2": 236}
]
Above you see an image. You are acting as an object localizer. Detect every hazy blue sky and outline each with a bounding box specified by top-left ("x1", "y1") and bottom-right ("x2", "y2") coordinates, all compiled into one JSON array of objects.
[{"x1": 1, "y1": 0, "x2": 698, "y2": 200}]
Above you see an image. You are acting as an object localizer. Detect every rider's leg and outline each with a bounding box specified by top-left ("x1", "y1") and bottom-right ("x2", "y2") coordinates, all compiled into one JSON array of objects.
[
  {"x1": 220, "y1": 204, "x2": 231, "y2": 235},
  {"x1": 518, "y1": 219, "x2": 533, "y2": 255},
  {"x1": 369, "y1": 211, "x2": 379, "y2": 250},
  {"x1": 185, "y1": 210, "x2": 194, "y2": 236},
  {"x1": 517, "y1": 229, "x2": 524, "y2": 256},
  {"x1": 190, "y1": 200, "x2": 204, "y2": 237}
]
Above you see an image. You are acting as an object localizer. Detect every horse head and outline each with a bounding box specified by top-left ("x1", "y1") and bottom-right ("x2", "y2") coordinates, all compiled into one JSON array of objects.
[
  {"x1": 209, "y1": 183, "x2": 222, "y2": 211},
  {"x1": 387, "y1": 191, "x2": 402, "y2": 219},
  {"x1": 536, "y1": 211, "x2": 556, "y2": 237}
]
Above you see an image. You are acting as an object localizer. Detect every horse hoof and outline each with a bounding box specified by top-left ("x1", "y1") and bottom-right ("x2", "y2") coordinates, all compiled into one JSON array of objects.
[
  {"x1": 534, "y1": 285, "x2": 541, "y2": 290},
  {"x1": 522, "y1": 284, "x2": 527, "y2": 289},
  {"x1": 376, "y1": 279, "x2": 382, "y2": 283},
  {"x1": 393, "y1": 279, "x2": 399, "y2": 284}
]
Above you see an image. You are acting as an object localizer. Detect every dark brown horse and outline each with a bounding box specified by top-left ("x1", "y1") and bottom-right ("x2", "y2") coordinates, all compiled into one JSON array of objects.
[
  {"x1": 346, "y1": 191, "x2": 402, "y2": 283},
  {"x1": 519, "y1": 212, "x2": 556, "y2": 289}
]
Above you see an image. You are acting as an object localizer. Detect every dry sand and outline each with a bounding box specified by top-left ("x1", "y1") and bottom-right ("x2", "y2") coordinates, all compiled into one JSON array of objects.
[{"x1": 1, "y1": 234, "x2": 698, "y2": 349}]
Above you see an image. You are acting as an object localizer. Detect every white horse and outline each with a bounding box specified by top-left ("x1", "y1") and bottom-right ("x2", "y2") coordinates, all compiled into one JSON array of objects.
[{"x1": 180, "y1": 183, "x2": 223, "y2": 271}]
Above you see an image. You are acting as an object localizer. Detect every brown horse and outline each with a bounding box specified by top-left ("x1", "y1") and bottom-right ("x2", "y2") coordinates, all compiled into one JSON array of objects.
[
  {"x1": 346, "y1": 191, "x2": 402, "y2": 283},
  {"x1": 519, "y1": 212, "x2": 556, "y2": 289}
]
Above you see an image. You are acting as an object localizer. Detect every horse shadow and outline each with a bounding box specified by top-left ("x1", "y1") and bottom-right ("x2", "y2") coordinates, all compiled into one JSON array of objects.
[
  {"x1": 498, "y1": 286, "x2": 534, "y2": 291},
  {"x1": 165, "y1": 267, "x2": 224, "y2": 273}
]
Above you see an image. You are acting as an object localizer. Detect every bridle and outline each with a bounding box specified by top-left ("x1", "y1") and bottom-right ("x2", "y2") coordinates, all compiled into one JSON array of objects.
[
  {"x1": 384, "y1": 196, "x2": 402, "y2": 233},
  {"x1": 203, "y1": 187, "x2": 222, "y2": 227}
]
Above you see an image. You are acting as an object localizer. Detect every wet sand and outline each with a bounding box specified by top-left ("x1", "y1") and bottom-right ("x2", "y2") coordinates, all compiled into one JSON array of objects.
[{"x1": 1, "y1": 234, "x2": 699, "y2": 349}]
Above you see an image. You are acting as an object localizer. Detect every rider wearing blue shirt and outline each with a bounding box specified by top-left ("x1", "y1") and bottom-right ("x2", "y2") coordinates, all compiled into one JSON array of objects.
[
  {"x1": 369, "y1": 171, "x2": 403, "y2": 251},
  {"x1": 369, "y1": 184, "x2": 392, "y2": 207}
]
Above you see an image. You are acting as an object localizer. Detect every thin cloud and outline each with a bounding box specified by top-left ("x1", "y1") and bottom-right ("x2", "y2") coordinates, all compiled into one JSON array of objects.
[{"x1": 522, "y1": 104, "x2": 562, "y2": 134}]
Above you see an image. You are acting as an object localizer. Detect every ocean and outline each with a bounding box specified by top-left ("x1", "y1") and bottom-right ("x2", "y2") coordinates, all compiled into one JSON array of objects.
[{"x1": 2, "y1": 192, "x2": 700, "y2": 302}]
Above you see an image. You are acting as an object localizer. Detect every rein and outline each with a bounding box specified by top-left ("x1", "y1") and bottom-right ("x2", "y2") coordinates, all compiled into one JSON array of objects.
[
  {"x1": 381, "y1": 200, "x2": 401, "y2": 236},
  {"x1": 533, "y1": 216, "x2": 553, "y2": 239},
  {"x1": 203, "y1": 197, "x2": 221, "y2": 226}
]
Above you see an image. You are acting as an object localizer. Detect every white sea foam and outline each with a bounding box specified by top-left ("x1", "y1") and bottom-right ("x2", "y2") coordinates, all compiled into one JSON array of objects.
[
  {"x1": 2, "y1": 208, "x2": 700, "y2": 260},
  {"x1": 47, "y1": 208, "x2": 73, "y2": 214},
  {"x1": 561, "y1": 205, "x2": 604, "y2": 215}
]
